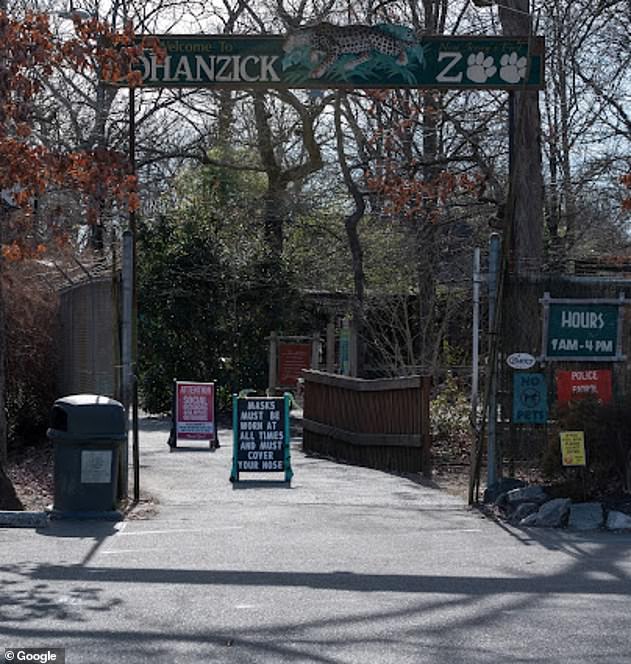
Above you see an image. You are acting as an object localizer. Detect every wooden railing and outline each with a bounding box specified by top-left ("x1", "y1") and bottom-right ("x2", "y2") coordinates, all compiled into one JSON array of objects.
[{"x1": 302, "y1": 371, "x2": 432, "y2": 476}]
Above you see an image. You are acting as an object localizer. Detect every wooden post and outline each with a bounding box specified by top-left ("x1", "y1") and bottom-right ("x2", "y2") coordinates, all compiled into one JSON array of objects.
[
  {"x1": 340, "y1": 318, "x2": 350, "y2": 375},
  {"x1": 349, "y1": 317, "x2": 358, "y2": 377},
  {"x1": 268, "y1": 331, "x2": 278, "y2": 393},
  {"x1": 421, "y1": 375, "x2": 432, "y2": 478},
  {"x1": 326, "y1": 320, "x2": 335, "y2": 372},
  {"x1": 311, "y1": 332, "x2": 320, "y2": 371}
]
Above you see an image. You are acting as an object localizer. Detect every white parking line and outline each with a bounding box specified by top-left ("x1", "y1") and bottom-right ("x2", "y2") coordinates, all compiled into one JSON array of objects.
[{"x1": 118, "y1": 526, "x2": 244, "y2": 536}]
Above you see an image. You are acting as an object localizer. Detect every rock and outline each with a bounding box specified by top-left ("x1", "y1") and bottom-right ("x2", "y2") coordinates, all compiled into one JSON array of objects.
[
  {"x1": 484, "y1": 478, "x2": 526, "y2": 504},
  {"x1": 606, "y1": 510, "x2": 631, "y2": 531},
  {"x1": 506, "y1": 485, "x2": 549, "y2": 506},
  {"x1": 568, "y1": 503, "x2": 604, "y2": 530},
  {"x1": 535, "y1": 498, "x2": 571, "y2": 527},
  {"x1": 494, "y1": 492, "x2": 511, "y2": 510},
  {"x1": 520, "y1": 513, "x2": 538, "y2": 527},
  {"x1": 510, "y1": 502, "x2": 539, "y2": 524}
]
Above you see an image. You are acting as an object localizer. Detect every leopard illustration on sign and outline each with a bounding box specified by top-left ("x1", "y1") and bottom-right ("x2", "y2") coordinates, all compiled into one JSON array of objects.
[{"x1": 282, "y1": 23, "x2": 426, "y2": 80}]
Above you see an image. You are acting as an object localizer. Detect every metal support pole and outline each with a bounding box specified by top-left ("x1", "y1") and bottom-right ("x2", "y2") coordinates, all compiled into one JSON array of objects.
[
  {"x1": 120, "y1": 230, "x2": 133, "y2": 497},
  {"x1": 129, "y1": 87, "x2": 139, "y2": 502},
  {"x1": 122, "y1": 232, "x2": 133, "y2": 409},
  {"x1": 471, "y1": 248, "x2": 481, "y2": 421},
  {"x1": 487, "y1": 233, "x2": 501, "y2": 488},
  {"x1": 132, "y1": 375, "x2": 140, "y2": 502},
  {"x1": 508, "y1": 91, "x2": 515, "y2": 178},
  {"x1": 268, "y1": 331, "x2": 278, "y2": 393}
]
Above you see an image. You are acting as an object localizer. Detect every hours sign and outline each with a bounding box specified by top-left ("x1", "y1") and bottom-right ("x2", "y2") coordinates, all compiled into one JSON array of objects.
[{"x1": 541, "y1": 294, "x2": 625, "y2": 362}]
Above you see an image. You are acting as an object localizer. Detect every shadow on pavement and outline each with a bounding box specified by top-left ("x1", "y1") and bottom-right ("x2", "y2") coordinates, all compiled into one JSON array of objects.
[
  {"x1": 168, "y1": 445, "x2": 217, "y2": 453},
  {"x1": 231, "y1": 480, "x2": 293, "y2": 490},
  {"x1": 3, "y1": 536, "x2": 631, "y2": 663},
  {"x1": 24, "y1": 555, "x2": 631, "y2": 594},
  {"x1": 36, "y1": 520, "x2": 120, "y2": 565}
]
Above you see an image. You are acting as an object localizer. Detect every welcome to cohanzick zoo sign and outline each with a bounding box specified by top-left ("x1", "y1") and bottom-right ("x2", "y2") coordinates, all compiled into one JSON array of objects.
[{"x1": 126, "y1": 24, "x2": 544, "y2": 90}]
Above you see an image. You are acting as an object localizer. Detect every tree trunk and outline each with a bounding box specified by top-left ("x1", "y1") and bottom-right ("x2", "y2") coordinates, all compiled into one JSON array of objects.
[
  {"x1": 0, "y1": 205, "x2": 22, "y2": 509},
  {"x1": 0, "y1": 0, "x2": 22, "y2": 509},
  {"x1": 499, "y1": 0, "x2": 544, "y2": 274},
  {"x1": 0, "y1": 208, "x2": 5, "y2": 469},
  {"x1": 334, "y1": 94, "x2": 366, "y2": 306},
  {"x1": 335, "y1": 93, "x2": 366, "y2": 373}
]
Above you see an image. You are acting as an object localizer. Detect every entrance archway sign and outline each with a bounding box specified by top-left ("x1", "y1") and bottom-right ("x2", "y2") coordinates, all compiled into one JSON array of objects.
[
  {"x1": 118, "y1": 23, "x2": 544, "y2": 495},
  {"x1": 127, "y1": 28, "x2": 544, "y2": 90}
]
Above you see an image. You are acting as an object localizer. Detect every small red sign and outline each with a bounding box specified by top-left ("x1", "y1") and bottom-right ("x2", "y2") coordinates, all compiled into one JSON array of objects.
[
  {"x1": 176, "y1": 382, "x2": 215, "y2": 440},
  {"x1": 556, "y1": 369, "x2": 612, "y2": 406},
  {"x1": 278, "y1": 343, "x2": 311, "y2": 387}
]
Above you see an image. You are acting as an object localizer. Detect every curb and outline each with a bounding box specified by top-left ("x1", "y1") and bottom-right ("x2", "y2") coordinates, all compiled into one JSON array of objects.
[
  {"x1": 0, "y1": 511, "x2": 49, "y2": 528},
  {"x1": 47, "y1": 508, "x2": 123, "y2": 521}
]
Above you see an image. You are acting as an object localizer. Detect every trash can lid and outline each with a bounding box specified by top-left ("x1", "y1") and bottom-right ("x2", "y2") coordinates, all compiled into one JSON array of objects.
[{"x1": 49, "y1": 394, "x2": 126, "y2": 438}]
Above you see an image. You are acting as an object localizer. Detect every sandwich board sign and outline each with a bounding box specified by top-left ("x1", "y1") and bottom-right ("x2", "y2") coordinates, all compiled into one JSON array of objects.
[
  {"x1": 170, "y1": 380, "x2": 216, "y2": 449},
  {"x1": 230, "y1": 394, "x2": 293, "y2": 483}
]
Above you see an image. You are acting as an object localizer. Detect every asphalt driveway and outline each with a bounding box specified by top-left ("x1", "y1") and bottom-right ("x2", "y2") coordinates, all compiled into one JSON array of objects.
[{"x1": 1, "y1": 415, "x2": 631, "y2": 663}]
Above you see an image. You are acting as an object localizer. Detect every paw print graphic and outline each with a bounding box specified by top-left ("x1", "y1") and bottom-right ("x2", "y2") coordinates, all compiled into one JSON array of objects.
[
  {"x1": 499, "y1": 52, "x2": 527, "y2": 84},
  {"x1": 466, "y1": 52, "x2": 497, "y2": 84}
]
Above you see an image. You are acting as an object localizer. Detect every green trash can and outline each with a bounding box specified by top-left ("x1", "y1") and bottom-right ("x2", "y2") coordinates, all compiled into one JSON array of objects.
[{"x1": 48, "y1": 394, "x2": 126, "y2": 517}]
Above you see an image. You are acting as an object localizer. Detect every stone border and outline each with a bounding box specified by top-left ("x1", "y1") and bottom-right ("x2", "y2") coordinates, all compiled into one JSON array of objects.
[
  {"x1": 484, "y1": 480, "x2": 631, "y2": 531},
  {"x1": 0, "y1": 511, "x2": 49, "y2": 528}
]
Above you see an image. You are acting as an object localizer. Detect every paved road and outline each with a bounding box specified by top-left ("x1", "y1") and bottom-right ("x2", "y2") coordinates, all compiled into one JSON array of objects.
[{"x1": 2, "y1": 416, "x2": 631, "y2": 663}]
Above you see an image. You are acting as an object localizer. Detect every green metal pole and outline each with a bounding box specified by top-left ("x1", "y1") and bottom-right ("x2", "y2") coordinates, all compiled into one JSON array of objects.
[
  {"x1": 230, "y1": 394, "x2": 239, "y2": 482},
  {"x1": 284, "y1": 393, "x2": 293, "y2": 483}
]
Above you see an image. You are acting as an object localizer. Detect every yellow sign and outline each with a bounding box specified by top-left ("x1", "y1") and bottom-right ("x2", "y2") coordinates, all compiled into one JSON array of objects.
[{"x1": 560, "y1": 431, "x2": 586, "y2": 466}]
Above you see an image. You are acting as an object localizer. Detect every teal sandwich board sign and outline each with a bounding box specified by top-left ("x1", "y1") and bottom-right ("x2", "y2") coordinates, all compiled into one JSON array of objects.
[
  {"x1": 130, "y1": 28, "x2": 544, "y2": 90},
  {"x1": 513, "y1": 373, "x2": 548, "y2": 424},
  {"x1": 230, "y1": 394, "x2": 293, "y2": 483}
]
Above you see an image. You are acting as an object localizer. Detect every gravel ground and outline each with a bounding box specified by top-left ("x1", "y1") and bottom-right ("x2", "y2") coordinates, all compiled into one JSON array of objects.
[{"x1": 6, "y1": 440, "x2": 54, "y2": 510}]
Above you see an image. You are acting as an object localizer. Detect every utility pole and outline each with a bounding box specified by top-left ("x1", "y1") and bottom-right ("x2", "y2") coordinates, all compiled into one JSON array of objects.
[
  {"x1": 129, "y1": 87, "x2": 140, "y2": 503},
  {"x1": 471, "y1": 248, "x2": 481, "y2": 422},
  {"x1": 499, "y1": 0, "x2": 544, "y2": 275},
  {"x1": 487, "y1": 234, "x2": 501, "y2": 488}
]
